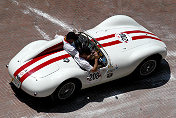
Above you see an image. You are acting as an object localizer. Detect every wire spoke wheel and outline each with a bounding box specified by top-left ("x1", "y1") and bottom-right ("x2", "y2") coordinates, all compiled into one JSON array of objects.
[
  {"x1": 140, "y1": 60, "x2": 157, "y2": 76},
  {"x1": 57, "y1": 82, "x2": 76, "y2": 100}
]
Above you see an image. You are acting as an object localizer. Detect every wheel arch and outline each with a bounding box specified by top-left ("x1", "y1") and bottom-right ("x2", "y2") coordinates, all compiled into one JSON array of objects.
[
  {"x1": 128, "y1": 43, "x2": 166, "y2": 73},
  {"x1": 131, "y1": 53, "x2": 162, "y2": 77},
  {"x1": 134, "y1": 53, "x2": 162, "y2": 70},
  {"x1": 52, "y1": 77, "x2": 82, "y2": 94},
  {"x1": 50, "y1": 77, "x2": 82, "y2": 101},
  {"x1": 142, "y1": 53, "x2": 162, "y2": 62},
  {"x1": 62, "y1": 78, "x2": 82, "y2": 90}
]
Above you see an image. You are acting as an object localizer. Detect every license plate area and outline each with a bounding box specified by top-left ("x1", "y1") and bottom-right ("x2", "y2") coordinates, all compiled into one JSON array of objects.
[{"x1": 12, "y1": 77, "x2": 21, "y2": 88}]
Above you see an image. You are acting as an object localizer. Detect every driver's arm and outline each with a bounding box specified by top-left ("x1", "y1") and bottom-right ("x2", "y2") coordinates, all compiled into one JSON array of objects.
[{"x1": 90, "y1": 52, "x2": 99, "y2": 72}]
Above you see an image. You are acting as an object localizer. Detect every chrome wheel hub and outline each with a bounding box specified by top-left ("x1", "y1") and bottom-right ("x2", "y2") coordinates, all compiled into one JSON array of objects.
[
  {"x1": 58, "y1": 82, "x2": 75, "y2": 100},
  {"x1": 140, "y1": 60, "x2": 157, "y2": 76}
]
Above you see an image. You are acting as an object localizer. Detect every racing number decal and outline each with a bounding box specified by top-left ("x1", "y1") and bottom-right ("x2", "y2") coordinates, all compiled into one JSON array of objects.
[
  {"x1": 119, "y1": 34, "x2": 128, "y2": 42},
  {"x1": 116, "y1": 33, "x2": 132, "y2": 43},
  {"x1": 87, "y1": 70, "x2": 101, "y2": 82},
  {"x1": 87, "y1": 71, "x2": 100, "y2": 81}
]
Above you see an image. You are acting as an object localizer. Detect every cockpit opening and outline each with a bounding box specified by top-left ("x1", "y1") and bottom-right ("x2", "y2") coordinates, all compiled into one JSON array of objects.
[{"x1": 75, "y1": 32, "x2": 108, "y2": 69}]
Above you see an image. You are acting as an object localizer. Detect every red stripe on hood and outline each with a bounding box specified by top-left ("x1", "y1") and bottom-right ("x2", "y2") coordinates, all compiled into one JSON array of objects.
[
  {"x1": 132, "y1": 35, "x2": 161, "y2": 41},
  {"x1": 95, "y1": 30, "x2": 157, "y2": 42},
  {"x1": 98, "y1": 40, "x2": 122, "y2": 48},
  {"x1": 123, "y1": 30, "x2": 156, "y2": 36},
  {"x1": 96, "y1": 34, "x2": 115, "y2": 41}
]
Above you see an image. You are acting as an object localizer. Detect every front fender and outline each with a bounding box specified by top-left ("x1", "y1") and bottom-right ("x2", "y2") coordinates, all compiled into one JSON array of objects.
[
  {"x1": 129, "y1": 43, "x2": 167, "y2": 71},
  {"x1": 94, "y1": 15, "x2": 145, "y2": 29}
]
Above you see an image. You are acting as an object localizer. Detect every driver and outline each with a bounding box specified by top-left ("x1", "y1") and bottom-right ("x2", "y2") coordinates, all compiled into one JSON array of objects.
[
  {"x1": 74, "y1": 46, "x2": 99, "y2": 72},
  {"x1": 63, "y1": 32, "x2": 79, "y2": 57}
]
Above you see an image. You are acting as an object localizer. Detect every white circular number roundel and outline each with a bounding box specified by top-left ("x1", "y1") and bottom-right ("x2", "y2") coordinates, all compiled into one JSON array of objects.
[{"x1": 115, "y1": 33, "x2": 132, "y2": 43}]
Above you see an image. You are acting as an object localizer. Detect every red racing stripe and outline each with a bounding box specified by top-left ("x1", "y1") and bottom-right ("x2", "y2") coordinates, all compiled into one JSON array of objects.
[
  {"x1": 14, "y1": 51, "x2": 58, "y2": 77},
  {"x1": 95, "y1": 30, "x2": 156, "y2": 42},
  {"x1": 98, "y1": 40, "x2": 122, "y2": 48},
  {"x1": 96, "y1": 31, "x2": 161, "y2": 48},
  {"x1": 132, "y1": 35, "x2": 161, "y2": 41},
  {"x1": 14, "y1": 42, "x2": 63, "y2": 77},
  {"x1": 123, "y1": 30, "x2": 156, "y2": 36},
  {"x1": 96, "y1": 34, "x2": 115, "y2": 41},
  {"x1": 20, "y1": 54, "x2": 70, "y2": 83}
]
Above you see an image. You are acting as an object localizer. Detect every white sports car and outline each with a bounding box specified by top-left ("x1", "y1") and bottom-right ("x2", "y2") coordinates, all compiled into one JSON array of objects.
[{"x1": 8, "y1": 15, "x2": 167, "y2": 101}]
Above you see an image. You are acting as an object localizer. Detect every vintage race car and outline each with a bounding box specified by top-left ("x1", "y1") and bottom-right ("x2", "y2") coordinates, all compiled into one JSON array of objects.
[{"x1": 8, "y1": 15, "x2": 167, "y2": 101}]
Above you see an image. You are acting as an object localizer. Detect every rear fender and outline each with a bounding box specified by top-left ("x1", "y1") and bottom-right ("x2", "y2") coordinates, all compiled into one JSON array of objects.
[
  {"x1": 21, "y1": 68, "x2": 84, "y2": 97},
  {"x1": 47, "y1": 68, "x2": 85, "y2": 94},
  {"x1": 15, "y1": 36, "x2": 64, "y2": 63}
]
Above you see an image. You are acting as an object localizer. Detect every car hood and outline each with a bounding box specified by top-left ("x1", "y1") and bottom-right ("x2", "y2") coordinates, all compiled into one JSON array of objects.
[
  {"x1": 87, "y1": 25, "x2": 166, "y2": 51},
  {"x1": 86, "y1": 26, "x2": 166, "y2": 67}
]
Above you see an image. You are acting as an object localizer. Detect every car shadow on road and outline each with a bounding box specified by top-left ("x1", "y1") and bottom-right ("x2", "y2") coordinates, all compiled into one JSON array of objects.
[{"x1": 10, "y1": 59, "x2": 171, "y2": 113}]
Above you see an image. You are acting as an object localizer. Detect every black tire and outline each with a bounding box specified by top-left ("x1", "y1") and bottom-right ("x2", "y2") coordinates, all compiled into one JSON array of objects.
[
  {"x1": 51, "y1": 80, "x2": 80, "y2": 102},
  {"x1": 135, "y1": 57, "x2": 159, "y2": 78}
]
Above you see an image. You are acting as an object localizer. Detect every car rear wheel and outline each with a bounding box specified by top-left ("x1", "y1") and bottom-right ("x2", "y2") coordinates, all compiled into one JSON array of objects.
[
  {"x1": 57, "y1": 82, "x2": 76, "y2": 100},
  {"x1": 51, "y1": 80, "x2": 80, "y2": 102}
]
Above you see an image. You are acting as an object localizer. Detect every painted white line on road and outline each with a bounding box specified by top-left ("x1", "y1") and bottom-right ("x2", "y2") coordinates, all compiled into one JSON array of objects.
[
  {"x1": 167, "y1": 50, "x2": 176, "y2": 57},
  {"x1": 11, "y1": 0, "x2": 19, "y2": 5},
  {"x1": 35, "y1": 25, "x2": 51, "y2": 40},
  {"x1": 11, "y1": 0, "x2": 78, "y2": 38},
  {"x1": 27, "y1": 6, "x2": 75, "y2": 31},
  {"x1": 22, "y1": 10, "x2": 30, "y2": 14},
  {"x1": 170, "y1": 73, "x2": 176, "y2": 81}
]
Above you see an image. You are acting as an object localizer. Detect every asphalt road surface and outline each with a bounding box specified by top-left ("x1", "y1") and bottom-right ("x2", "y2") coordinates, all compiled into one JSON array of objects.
[{"x1": 0, "y1": 0, "x2": 176, "y2": 117}]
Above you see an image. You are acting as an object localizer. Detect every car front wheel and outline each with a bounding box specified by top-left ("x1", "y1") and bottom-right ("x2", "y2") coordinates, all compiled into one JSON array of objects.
[
  {"x1": 139, "y1": 59, "x2": 157, "y2": 76},
  {"x1": 133, "y1": 56, "x2": 161, "y2": 78}
]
